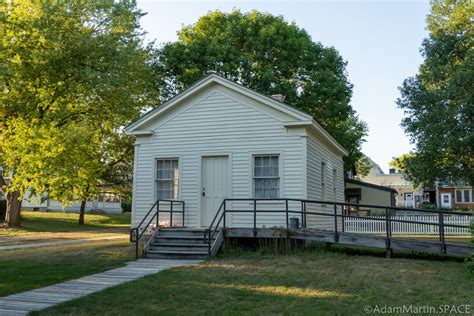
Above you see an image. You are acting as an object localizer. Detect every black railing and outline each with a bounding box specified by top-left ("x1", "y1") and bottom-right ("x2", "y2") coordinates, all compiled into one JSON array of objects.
[
  {"x1": 205, "y1": 198, "x2": 472, "y2": 256},
  {"x1": 130, "y1": 199, "x2": 185, "y2": 259},
  {"x1": 204, "y1": 200, "x2": 226, "y2": 256}
]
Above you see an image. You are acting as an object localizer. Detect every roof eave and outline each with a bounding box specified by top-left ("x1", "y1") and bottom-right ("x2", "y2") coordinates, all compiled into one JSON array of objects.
[
  {"x1": 284, "y1": 120, "x2": 348, "y2": 156},
  {"x1": 126, "y1": 130, "x2": 154, "y2": 136}
]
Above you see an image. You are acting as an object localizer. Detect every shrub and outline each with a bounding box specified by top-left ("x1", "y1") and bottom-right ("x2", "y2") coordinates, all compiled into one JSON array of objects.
[
  {"x1": 121, "y1": 200, "x2": 132, "y2": 213},
  {"x1": 370, "y1": 209, "x2": 386, "y2": 216},
  {"x1": 0, "y1": 199, "x2": 6, "y2": 222},
  {"x1": 466, "y1": 221, "x2": 474, "y2": 274},
  {"x1": 421, "y1": 202, "x2": 437, "y2": 210}
]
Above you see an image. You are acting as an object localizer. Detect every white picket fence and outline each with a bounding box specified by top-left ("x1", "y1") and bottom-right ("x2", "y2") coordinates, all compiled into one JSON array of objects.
[{"x1": 343, "y1": 215, "x2": 472, "y2": 236}]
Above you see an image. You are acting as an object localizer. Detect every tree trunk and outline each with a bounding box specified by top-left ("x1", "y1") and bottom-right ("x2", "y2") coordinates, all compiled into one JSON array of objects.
[
  {"x1": 78, "y1": 199, "x2": 86, "y2": 225},
  {"x1": 5, "y1": 190, "x2": 22, "y2": 227}
]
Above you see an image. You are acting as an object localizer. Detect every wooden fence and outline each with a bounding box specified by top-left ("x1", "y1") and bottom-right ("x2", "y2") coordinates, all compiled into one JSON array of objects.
[{"x1": 343, "y1": 215, "x2": 472, "y2": 235}]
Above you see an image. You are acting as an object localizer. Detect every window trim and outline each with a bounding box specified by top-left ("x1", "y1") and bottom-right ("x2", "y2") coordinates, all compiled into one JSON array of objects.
[
  {"x1": 251, "y1": 153, "x2": 282, "y2": 199},
  {"x1": 455, "y1": 189, "x2": 473, "y2": 203},
  {"x1": 154, "y1": 157, "x2": 181, "y2": 201},
  {"x1": 321, "y1": 161, "x2": 326, "y2": 201}
]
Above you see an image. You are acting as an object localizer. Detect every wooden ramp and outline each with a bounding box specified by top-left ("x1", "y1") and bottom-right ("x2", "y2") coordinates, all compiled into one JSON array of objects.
[{"x1": 225, "y1": 228, "x2": 473, "y2": 258}]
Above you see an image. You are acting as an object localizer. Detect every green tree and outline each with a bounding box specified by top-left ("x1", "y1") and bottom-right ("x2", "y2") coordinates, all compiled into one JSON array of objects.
[
  {"x1": 153, "y1": 10, "x2": 367, "y2": 172},
  {"x1": 389, "y1": 154, "x2": 413, "y2": 174},
  {"x1": 0, "y1": 1, "x2": 156, "y2": 226},
  {"x1": 101, "y1": 132, "x2": 136, "y2": 201},
  {"x1": 397, "y1": 0, "x2": 473, "y2": 187}
]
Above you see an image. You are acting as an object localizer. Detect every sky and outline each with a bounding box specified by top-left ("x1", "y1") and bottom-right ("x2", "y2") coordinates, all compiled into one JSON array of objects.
[{"x1": 137, "y1": 0, "x2": 431, "y2": 173}]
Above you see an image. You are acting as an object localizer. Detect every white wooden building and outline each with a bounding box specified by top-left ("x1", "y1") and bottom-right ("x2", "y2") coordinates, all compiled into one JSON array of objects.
[
  {"x1": 22, "y1": 194, "x2": 123, "y2": 215},
  {"x1": 125, "y1": 74, "x2": 348, "y2": 230}
]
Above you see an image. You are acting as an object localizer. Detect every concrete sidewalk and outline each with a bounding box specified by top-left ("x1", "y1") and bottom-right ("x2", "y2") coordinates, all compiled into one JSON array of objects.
[{"x1": 0, "y1": 258, "x2": 202, "y2": 315}]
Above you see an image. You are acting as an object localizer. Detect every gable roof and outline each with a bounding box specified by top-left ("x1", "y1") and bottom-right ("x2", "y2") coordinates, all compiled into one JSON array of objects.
[
  {"x1": 125, "y1": 73, "x2": 348, "y2": 156},
  {"x1": 345, "y1": 178, "x2": 398, "y2": 194}
]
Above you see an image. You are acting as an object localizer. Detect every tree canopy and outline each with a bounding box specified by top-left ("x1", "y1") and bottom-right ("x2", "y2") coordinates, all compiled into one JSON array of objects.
[
  {"x1": 153, "y1": 10, "x2": 368, "y2": 172},
  {"x1": 0, "y1": 0, "x2": 156, "y2": 225},
  {"x1": 389, "y1": 154, "x2": 413, "y2": 174},
  {"x1": 396, "y1": 0, "x2": 473, "y2": 186}
]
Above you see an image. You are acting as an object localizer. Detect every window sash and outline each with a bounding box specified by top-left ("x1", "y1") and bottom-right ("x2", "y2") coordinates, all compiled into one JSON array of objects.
[
  {"x1": 443, "y1": 195, "x2": 449, "y2": 203},
  {"x1": 156, "y1": 159, "x2": 179, "y2": 200},
  {"x1": 455, "y1": 190, "x2": 462, "y2": 203},
  {"x1": 463, "y1": 190, "x2": 470, "y2": 202},
  {"x1": 253, "y1": 155, "x2": 279, "y2": 198}
]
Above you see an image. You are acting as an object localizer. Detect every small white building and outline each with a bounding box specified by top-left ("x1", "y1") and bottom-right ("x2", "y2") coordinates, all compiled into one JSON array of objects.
[
  {"x1": 21, "y1": 189, "x2": 123, "y2": 214},
  {"x1": 22, "y1": 195, "x2": 123, "y2": 215},
  {"x1": 126, "y1": 74, "x2": 348, "y2": 230}
]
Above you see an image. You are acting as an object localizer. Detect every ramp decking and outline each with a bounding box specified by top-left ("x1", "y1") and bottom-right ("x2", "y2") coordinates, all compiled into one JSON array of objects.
[{"x1": 225, "y1": 228, "x2": 473, "y2": 257}]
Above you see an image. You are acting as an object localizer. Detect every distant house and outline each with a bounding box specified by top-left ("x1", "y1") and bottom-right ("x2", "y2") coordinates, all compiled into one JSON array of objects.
[
  {"x1": 125, "y1": 74, "x2": 348, "y2": 229},
  {"x1": 344, "y1": 178, "x2": 397, "y2": 216},
  {"x1": 437, "y1": 183, "x2": 473, "y2": 210},
  {"x1": 360, "y1": 159, "x2": 473, "y2": 211},
  {"x1": 359, "y1": 159, "x2": 430, "y2": 208}
]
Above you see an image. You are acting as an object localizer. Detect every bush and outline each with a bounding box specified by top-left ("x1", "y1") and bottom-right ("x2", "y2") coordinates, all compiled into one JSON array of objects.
[
  {"x1": 0, "y1": 199, "x2": 6, "y2": 222},
  {"x1": 370, "y1": 209, "x2": 386, "y2": 216},
  {"x1": 466, "y1": 222, "x2": 474, "y2": 274},
  {"x1": 465, "y1": 221, "x2": 474, "y2": 273},
  {"x1": 121, "y1": 200, "x2": 132, "y2": 213},
  {"x1": 421, "y1": 202, "x2": 437, "y2": 210}
]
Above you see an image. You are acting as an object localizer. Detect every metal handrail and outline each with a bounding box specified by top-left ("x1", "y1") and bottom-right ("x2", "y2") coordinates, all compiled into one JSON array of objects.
[
  {"x1": 130, "y1": 199, "x2": 185, "y2": 259},
  {"x1": 221, "y1": 198, "x2": 473, "y2": 216},
  {"x1": 204, "y1": 200, "x2": 226, "y2": 257},
  {"x1": 219, "y1": 198, "x2": 472, "y2": 256}
]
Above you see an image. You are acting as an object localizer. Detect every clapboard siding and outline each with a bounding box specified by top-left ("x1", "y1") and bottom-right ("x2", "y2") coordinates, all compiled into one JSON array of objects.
[
  {"x1": 306, "y1": 134, "x2": 344, "y2": 230},
  {"x1": 132, "y1": 89, "x2": 305, "y2": 227}
]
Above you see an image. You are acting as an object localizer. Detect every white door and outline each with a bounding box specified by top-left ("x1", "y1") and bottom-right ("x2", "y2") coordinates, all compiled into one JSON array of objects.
[
  {"x1": 441, "y1": 193, "x2": 452, "y2": 208},
  {"x1": 201, "y1": 156, "x2": 229, "y2": 226}
]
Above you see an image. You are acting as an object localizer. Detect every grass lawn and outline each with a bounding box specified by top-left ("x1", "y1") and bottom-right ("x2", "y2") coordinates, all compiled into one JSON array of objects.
[
  {"x1": 0, "y1": 211, "x2": 131, "y2": 243},
  {"x1": 35, "y1": 246, "x2": 473, "y2": 316},
  {"x1": 0, "y1": 239, "x2": 133, "y2": 297}
]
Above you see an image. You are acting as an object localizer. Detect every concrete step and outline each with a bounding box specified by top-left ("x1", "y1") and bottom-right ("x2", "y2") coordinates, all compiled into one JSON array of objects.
[
  {"x1": 154, "y1": 236, "x2": 213, "y2": 244},
  {"x1": 145, "y1": 250, "x2": 209, "y2": 259},
  {"x1": 150, "y1": 242, "x2": 209, "y2": 248},
  {"x1": 149, "y1": 244, "x2": 209, "y2": 252},
  {"x1": 158, "y1": 229, "x2": 210, "y2": 237}
]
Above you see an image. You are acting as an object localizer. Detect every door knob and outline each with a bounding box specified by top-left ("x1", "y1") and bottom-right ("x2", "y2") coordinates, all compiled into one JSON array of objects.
[{"x1": 202, "y1": 188, "x2": 206, "y2": 197}]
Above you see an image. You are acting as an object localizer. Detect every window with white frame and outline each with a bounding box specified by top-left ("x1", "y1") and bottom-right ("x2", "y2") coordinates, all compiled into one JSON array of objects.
[
  {"x1": 254, "y1": 155, "x2": 279, "y2": 198},
  {"x1": 456, "y1": 190, "x2": 462, "y2": 203},
  {"x1": 156, "y1": 159, "x2": 179, "y2": 200},
  {"x1": 321, "y1": 162, "x2": 326, "y2": 200},
  {"x1": 455, "y1": 189, "x2": 473, "y2": 203},
  {"x1": 464, "y1": 190, "x2": 470, "y2": 202}
]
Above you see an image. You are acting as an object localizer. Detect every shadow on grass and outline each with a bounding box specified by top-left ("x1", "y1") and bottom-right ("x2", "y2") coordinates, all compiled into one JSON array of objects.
[
  {"x1": 33, "y1": 267, "x2": 360, "y2": 315},
  {"x1": 12, "y1": 212, "x2": 131, "y2": 233},
  {"x1": 34, "y1": 249, "x2": 473, "y2": 316}
]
